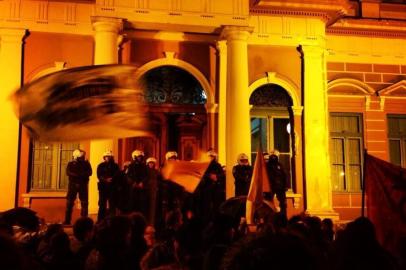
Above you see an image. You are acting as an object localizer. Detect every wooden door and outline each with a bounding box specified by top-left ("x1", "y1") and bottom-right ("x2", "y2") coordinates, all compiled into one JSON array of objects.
[{"x1": 120, "y1": 137, "x2": 158, "y2": 164}]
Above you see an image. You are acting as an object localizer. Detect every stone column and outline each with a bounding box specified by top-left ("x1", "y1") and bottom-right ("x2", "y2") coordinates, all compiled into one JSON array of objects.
[
  {"x1": 300, "y1": 45, "x2": 338, "y2": 219},
  {"x1": 223, "y1": 26, "x2": 251, "y2": 199},
  {"x1": 216, "y1": 40, "x2": 227, "y2": 166},
  {"x1": 88, "y1": 17, "x2": 122, "y2": 214},
  {"x1": 205, "y1": 103, "x2": 218, "y2": 152},
  {"x1": 0, "y1": 28, "x2": 27, "y2": 211},
  {"x1": 92, "y1": 16, "x2": 122, "y2": 64}
]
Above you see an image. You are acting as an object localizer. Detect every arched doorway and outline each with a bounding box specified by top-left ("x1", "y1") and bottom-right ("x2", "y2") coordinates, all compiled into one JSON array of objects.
[
  {"x1": 250, "y1": 83, "x2": 295, "y2": 189},
  {"x1": 119, "y1": 65, "x2": 208, "y2": 165}
]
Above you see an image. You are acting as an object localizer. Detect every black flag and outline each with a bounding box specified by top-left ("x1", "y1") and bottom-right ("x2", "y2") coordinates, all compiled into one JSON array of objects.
[{"x1": 12, "y1": 64, "x2": 151, "y2": 141}]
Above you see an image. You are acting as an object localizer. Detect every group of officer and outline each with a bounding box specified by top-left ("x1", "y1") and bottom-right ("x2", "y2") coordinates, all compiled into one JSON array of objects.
[
  {"x1": 63, "y1": 148, "x2": 287, "y2": 225},
  {"x1": 231, "y1": 150, "x2": 288, "y2": 216}
]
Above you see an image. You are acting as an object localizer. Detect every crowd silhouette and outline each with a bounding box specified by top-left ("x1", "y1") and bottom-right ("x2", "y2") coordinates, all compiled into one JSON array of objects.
[
  {"x1": 0, "y1": 208, "x2": 403, "y2": 270},
  {"x1": 1, "y1": 150, "x2": 404, "y2": 269}
]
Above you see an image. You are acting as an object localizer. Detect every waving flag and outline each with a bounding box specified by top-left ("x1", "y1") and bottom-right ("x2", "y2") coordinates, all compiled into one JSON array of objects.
[
  {"x1": 246, "y1": 149, "x2": 274, "y2": 224},
  {"x1": 11, "y1": 64, "x2": 151, "y2": 141},
  {"x1": 364, "y1": 153, "x2": 406, "y2": 256},
  {"x1": 161, "y1": 160, "x2": 210, "y2": 193}
]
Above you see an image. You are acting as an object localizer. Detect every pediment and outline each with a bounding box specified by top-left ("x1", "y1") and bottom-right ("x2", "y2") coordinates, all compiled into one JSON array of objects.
[
  {"x1": 379, "y1": 80, "x2": 406, "y2": 97},
  {"x1": 328, "y1": 78, "x2": 375, "y2": 96}
]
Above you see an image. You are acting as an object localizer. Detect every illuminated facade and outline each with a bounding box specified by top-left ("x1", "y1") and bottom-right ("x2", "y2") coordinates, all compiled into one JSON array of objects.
[{"x1": 1, "y1": 0, "x2": 406, "y2": 222}]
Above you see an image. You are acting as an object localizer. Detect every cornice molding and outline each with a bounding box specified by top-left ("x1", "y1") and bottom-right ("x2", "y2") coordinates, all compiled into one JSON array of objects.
[
  {"x1": 250, "y1": 8, "x2": 331, "y2": 22},
  {"x1": 328, "y1": 27, "x2": 406, "y2": 38},
  {"x1": 250, "y1": 0, "x2": 351, "y2": 25},
  {"x1": 328, "y1": 18, "x2": 406, "y2": 38}
]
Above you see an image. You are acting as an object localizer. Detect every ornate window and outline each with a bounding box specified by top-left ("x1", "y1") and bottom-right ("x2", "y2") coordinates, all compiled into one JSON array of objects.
[
  {"x1": 141, "y1": 66, "x2": 206, "y2": 105},
  {"x1": 249, "y1": 84, "x2": 293, "y2": 107}
]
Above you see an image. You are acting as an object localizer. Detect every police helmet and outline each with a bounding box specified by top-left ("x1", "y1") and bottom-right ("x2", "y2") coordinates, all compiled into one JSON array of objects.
[
  {"x1": 165, "y1": 151, "x2": 178, "y2": 161},
  {"x1": 132, "y1": 150, "x2": 145, "y2": 159}
]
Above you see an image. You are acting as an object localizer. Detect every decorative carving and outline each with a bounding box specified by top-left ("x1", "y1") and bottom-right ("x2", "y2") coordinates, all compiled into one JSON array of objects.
[
  {"x1": 365, "y1": 96, "x2": 371, "y2": 110},
  {"x1": 7, "y1": 0, "x2": 21, "y2": 21},
  {"x1": 293, "y1": 196, "x2": 300, "y2": 209},
  {"x1": 64, "y1": 4, "x2": 77, "y2": 25},
  {"x1": 379, "y1": 96, "x2": 385, "y2": 111},
  {"x1": 328, "y1": 27, "x2": 406, "y2": 39},
  {"x1": 202, "y1": 0, "x2": 213, "y2": 13},
  {"x1": 249, "y1": 84, "x2": 293, "y2": 107},
  {"x1": 164, "y1": 51, "x2": 175, "y2": 59},
  {"x1": 23, "y1": 196, "x2": 31, "y2": 208},
  {"x1": 328, "y1": 78, "x2": 375, "y2": 96},
  {"x1": 222, "y1": 26, "x2": 252, "y2": 41},
  {"x1": 142, "y1": 66, "x2": 207, "y2": 105},
  {"x1": 233, "y1": 0, "x2": 247, "y2": 15},
  {"x1": 171, "y1": 0, "x2": 181, "y2": 11},
  {"x1": 91, "y1": 16, "x2": 123, "y2": 33},
  {"x1": 251, "y1": 8, "x2": 330, "y2": 23},
  {"x1": 291, "y1": 106, "x2": 303, "y2": 116},
  {"x1": 36, "y1": 1, "x2": 49, "y2": 23},
  {"x1": 135, "y1": 0, "x2": 149, "y2": 9}
]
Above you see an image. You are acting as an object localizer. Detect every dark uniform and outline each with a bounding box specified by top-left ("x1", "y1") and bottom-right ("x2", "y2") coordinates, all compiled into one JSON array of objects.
[
  {"x1": 64, "y1": 151, "x2": 92, "y2": 225},
  {"x1": 146, "y1": 158, "x2": 159, "y2": 226},
  {"x1": 114, "y1": 162, "x2": 131, "y2": 214},
  {"x1": 266, "y1": 154, "x2": 287, "y2": 217},
  {"x1": 196, "y1": 159, "x2": 226, "y2": 224},
  {"x1": 233, "y1": 164, "x2": 253, "y2": 196},
  {"x1": 96, "y1": 156, "x2": 120, "y2": 222},
  {"x1": 159, "y1": 178, "x2": 184, "y2": 214},
  {"x1": 157, "y1": 152, "x2": 186, "y2": 231},
  {"x1": 127, "y1": 158, "x2": 149, "y2": 216}
]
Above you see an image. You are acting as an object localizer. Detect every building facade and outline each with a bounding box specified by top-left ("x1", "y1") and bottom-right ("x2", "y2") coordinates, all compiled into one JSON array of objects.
[{"x1": 1, "y1": 0, "x2": 406, "y2": 222}]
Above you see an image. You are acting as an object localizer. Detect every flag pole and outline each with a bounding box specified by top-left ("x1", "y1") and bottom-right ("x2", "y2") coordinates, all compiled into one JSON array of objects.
[{"x1": 361, "y1": 149, "x2": 367, "y2": 217}]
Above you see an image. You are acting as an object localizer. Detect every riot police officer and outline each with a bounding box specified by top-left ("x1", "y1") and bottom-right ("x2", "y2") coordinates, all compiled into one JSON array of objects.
[
  {"x1": 196, "y1": 149, "x2": 225, "y2": 224},
  {"x1": 96, "y1": 150, "x2": 120, "y2": 222},
  {"x1": 160, "y1": 152, "x2": 183, "y2": 214},
  {"x1": 64, "y1": 149, "x2": 92, "y2": 225},
  {"x1": 127, "y1": 150, "x2": 149, "y2": 216},
  {"x1": 146, "y1": 157, "x2": 159, "y2": 225},
  {"x1": 233, "y1": 153, "x2": 253, "y2": 196},
  {"x1": 266, "y1": 150, "x2": 287, "y2": 217}
]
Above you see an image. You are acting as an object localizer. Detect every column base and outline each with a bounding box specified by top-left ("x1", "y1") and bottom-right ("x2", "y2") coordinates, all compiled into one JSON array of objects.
[{"x1": 305, "y1": 209, "x2": 340, "y2": 221}]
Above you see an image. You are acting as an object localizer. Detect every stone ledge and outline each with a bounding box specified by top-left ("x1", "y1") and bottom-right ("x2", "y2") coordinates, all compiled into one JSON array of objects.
[{"x1": 22, "y1": 192, "x2": 66, "y2": 208}]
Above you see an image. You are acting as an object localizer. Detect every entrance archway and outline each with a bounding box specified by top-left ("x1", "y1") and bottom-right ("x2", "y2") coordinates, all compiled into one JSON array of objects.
[
  {"x1": 250, "y1": 83, "x2": 295, "y2": 189},
  {"x1": 119, "y1": 65, "x2": 208, "y2": 165}
]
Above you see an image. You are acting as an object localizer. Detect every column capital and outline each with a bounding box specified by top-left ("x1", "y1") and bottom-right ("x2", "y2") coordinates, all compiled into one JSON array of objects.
[
  {"x1": 205, "y1": 103, "x2": 218, "y2": 113},
  {"x1": 291, "y1": 106, "x2": 303, "y2": 116},
  {"x1": 0, "y1": 28, "x2": 27, "y2": 43},
  {"x1": 91, "y1": 16, "x2": 123, "y2": 33},
  {"x1": 216, "y1": 40, "x2": 227, "y2": 53},
  {"x1": 221, "y1": 26, "x2": 253, "y2": 42},
  {"x1": 299, "y1": 45, "x2": 326, "y2": 59}
]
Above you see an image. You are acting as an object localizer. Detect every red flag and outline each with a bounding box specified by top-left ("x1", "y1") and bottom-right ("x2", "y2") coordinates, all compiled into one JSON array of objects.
[
  {"x1": 161, "y1": 160, "x2": 210, "y2": 193},
  {"x1": 247, "y1": 150, "x2": 271, "y2": 204},
  {"x1": 364, "y1": 153, "x2": 406, "y2": 255}
]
